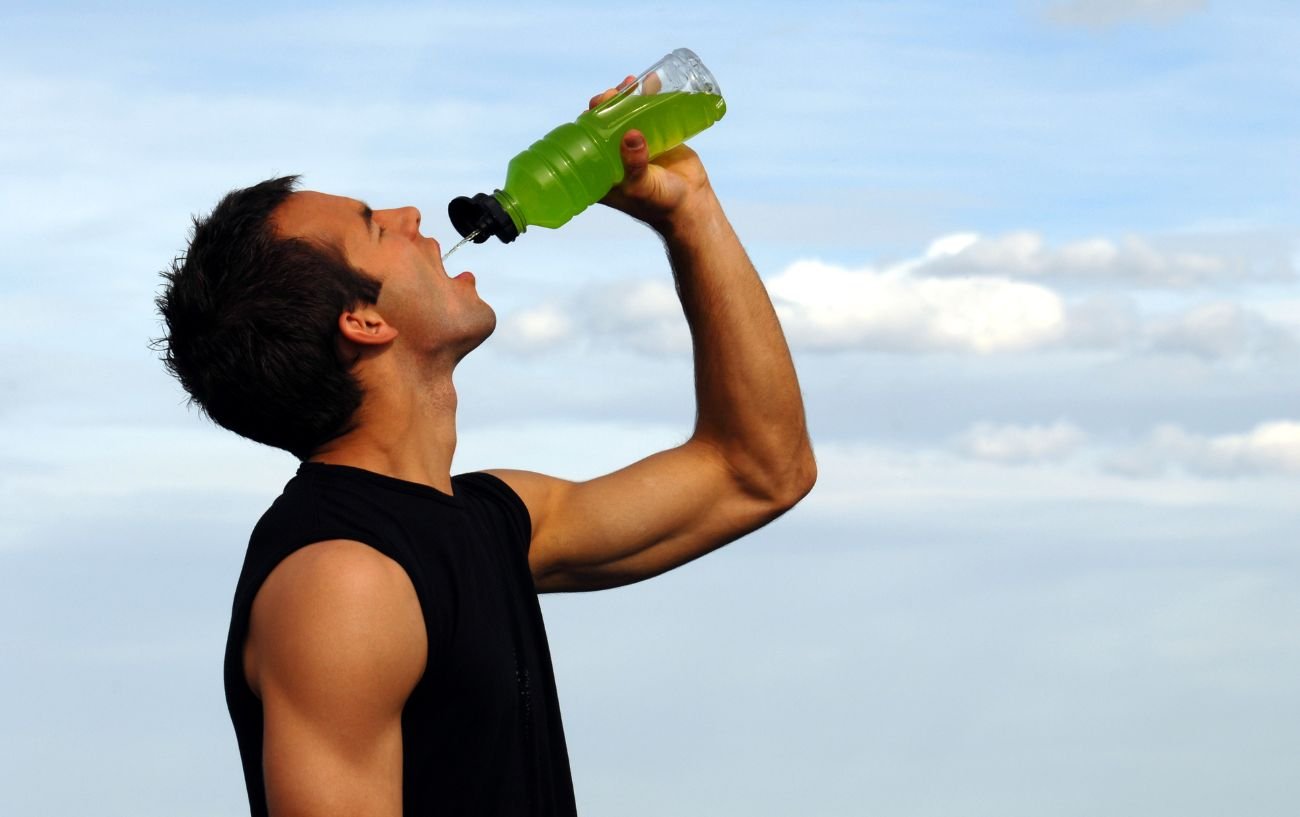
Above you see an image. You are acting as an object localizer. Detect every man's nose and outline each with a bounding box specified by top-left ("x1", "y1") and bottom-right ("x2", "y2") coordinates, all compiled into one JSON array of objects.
[{"x1": 378, "y1": 206, "x2": 422, "y2": 235}]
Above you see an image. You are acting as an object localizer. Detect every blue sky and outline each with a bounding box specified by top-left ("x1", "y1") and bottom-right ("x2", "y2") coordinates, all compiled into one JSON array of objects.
[{"x1": 2, "y1": 1, "x2": 1298, "y2": 815}]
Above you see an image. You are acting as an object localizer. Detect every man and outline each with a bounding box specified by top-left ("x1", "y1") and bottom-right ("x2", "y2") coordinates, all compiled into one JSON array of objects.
[{"x1": 157, "y1": 77, "x2": 815, "y2": 816}]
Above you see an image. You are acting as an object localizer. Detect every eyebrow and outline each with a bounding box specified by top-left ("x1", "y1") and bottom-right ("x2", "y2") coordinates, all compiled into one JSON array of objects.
[{"x1": 358, "y1": 202, "x2": 375, "y2": 237}]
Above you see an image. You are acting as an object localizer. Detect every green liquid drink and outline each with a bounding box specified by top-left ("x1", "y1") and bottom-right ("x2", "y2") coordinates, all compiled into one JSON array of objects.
[
  {"x1": 449, "y1": 48, "x2": 727, "y2": 245},
  {"x1": 495, "y1": 91, "x2": 726, "y2": 231}
]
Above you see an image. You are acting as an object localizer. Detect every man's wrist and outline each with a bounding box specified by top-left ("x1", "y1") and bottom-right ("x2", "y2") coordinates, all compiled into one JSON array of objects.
[{"x1": 653, "y1": 186, "x2": 726, "y2": 246}]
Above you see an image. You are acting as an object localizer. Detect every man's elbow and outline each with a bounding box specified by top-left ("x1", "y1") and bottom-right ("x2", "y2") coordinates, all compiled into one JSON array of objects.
[
  {"x1": 775, "y1": 445, "x2": 818, "y2": 510},
  {"x1": 747, "y1": 442, "x2": 817, "y2": 515},
  {"x1": 700, "y1": 434, "x2": 817, "y2": 516}
]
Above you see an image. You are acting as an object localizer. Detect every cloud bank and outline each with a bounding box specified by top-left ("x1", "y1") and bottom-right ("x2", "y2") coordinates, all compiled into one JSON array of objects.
[
  {"x1": 1108, "y1": 421, "x2": 1300, "y2": 477},
  {"x1": 951, "y1": 419, "x2": 1300, "y2": 478},
  {"x1": 915, "y1": 231, "x2": 1256, "y2": 288},
  {"x1": 496, "y1": 232, "x2": 1296, "y2": 360},
  {"x1": 958, "y1": 420, "x2": 1088, "y2": 463},
  {"x1": 767, "y1": 259, "x2": 1067, "y2": 353}
]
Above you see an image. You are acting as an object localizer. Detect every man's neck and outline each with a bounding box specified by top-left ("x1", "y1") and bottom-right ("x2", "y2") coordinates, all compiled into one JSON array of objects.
[{"x1": 309, "y1": 369, "x2": 460, "y2": 495}]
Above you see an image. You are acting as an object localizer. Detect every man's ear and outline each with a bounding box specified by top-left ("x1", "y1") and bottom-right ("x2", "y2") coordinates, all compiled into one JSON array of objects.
[{"x1": 338, "y1": 306, "x2": 399, "y2": 347}]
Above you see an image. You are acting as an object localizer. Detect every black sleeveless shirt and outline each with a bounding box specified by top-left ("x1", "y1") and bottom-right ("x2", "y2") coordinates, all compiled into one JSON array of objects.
[{"x1": 223, "y1": 462, "x2": 578, "y2": 816}]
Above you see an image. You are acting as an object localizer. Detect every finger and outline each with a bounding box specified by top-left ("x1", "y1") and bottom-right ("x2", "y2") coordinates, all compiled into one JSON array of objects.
[
  {"x1": 589, "y1": 76, "x2": 639, "y2": 110},
  {"x1": 588, "y1": 87, "x2": 619, "y2": 110},
  {"x1": 619, "y1": 129, "x2": 649, "y2": 182}
]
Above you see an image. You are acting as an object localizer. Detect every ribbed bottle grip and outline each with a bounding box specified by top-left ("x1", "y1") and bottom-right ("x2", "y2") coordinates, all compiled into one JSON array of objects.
[{"x1": 526, "y1": 128, "x2": 621, "y2": 223}]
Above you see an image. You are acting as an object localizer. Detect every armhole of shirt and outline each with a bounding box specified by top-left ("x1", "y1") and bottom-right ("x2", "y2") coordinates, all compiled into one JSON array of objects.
[{"x1": 461, "y1": 471, "x2": 533, "y2": 560}]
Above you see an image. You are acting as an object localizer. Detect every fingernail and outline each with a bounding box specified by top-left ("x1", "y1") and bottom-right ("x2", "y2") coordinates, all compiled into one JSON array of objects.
[{"x1": 625, "y1": 134, "x2": 644, "y2": 149}]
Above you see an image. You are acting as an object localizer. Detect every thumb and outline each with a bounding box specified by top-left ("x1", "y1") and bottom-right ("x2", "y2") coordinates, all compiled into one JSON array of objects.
[{"x1": 619, "y1": 130, "x2": 650, "y2": 186}]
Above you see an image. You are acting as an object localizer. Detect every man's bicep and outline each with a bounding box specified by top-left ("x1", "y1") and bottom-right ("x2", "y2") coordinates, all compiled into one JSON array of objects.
[
  {"x1": 261, "y1": 687, "x2": 405, "y2": 817},
  {"x1": 488, "y1": 441, "x2": 781, "y2": 593},
  {"x1": 249, "y1": 540, "x2": 426, "y2": 817}
]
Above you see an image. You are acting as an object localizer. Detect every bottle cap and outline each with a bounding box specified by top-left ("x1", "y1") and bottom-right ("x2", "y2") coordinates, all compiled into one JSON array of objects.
[{"x1": 448, "y1": 192, "x2": 520, "y2": 244}]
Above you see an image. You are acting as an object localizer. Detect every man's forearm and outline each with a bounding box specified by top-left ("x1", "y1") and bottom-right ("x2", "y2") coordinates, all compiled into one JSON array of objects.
[{"x1": 658, "y1": 186, "x2": 816, "y2": 505}]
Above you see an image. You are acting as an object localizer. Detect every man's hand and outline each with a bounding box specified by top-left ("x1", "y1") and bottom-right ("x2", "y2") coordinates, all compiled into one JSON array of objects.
[{"x1": 588, "y1": 75, "x2": 714, "y2": 233}]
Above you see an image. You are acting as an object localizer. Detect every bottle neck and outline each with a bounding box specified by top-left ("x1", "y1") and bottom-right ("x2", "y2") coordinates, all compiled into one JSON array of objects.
[{"x1": 494, "y1": 189, "x2": 527, "y2": 236}]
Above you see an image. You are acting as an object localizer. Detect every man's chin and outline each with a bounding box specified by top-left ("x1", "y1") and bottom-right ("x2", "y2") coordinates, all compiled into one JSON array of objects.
[{"x1": 452, "y1": 311, "x2": 497, "y2": 362}]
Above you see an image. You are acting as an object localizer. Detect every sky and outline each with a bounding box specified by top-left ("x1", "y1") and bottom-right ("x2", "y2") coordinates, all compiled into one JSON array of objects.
[{"x1": 1, "y1": 0, "x2": 1298, "y2": 814}]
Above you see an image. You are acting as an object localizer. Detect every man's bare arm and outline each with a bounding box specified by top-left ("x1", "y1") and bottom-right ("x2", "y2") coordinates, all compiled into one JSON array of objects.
[
  {"x1": 245, "y1": 540, "x2": 427, "y2": 816},
  {"x1": 491, "y1": 79, "x2": 816, "y2": 594}
]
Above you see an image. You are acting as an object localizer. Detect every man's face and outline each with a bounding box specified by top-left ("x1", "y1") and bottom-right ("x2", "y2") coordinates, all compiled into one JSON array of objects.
[{"x1": 272, "y1": 190, "x2": 496, "y2": 362}]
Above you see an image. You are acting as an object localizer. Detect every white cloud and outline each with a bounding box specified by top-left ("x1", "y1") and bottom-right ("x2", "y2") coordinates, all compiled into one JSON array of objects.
[
  {"x1": 494, "y1": 243, "x2": 1295, "y2": 360},
  {"x1": 767, "y1": 259, "x2": 1068, "y2": 354},
  {"x1": 497, "y1": 256, "x2": 1069, "y2": 356},
  {"x1": 1147, "y1": 302, "x2": 1298, "y2": 360},
  {"x1": 803, "y1": 433, "x2": 1299, "y2": 524},
  {"x1": 1253, "y1": 295, "x2": 1300, "y2": 331},
  {"x1": 1107, "y1": 421, "x2": 1300, "y2": 477},
  {"x1": 496, "y1": 304, "x2": 575, "y2": 355},
  {"x1": 574, "y1": 280, "x2": 691, "y2": 355},
  {"x1": 958, "y1": 420, "x2": 1088, "y2": 463},
  {"x1": 1059, "y1": 298, "x2": 1297, "y2": 360},
  {"x1": 916, "y1": 230, "x2": 1241, "y2": 287},
  {"x1": 910, "y1": 417, "x2": 1300, "y2": 481},
  {"x1": 497, "y1": 280, "x2": 689, "y2": 356},
  {"x1": 1044, "y1": 0, "x2": 1208, "y2": 28},
  {"x1": 1060, "y1": 295, "x2": 1145, "y2": 348}
]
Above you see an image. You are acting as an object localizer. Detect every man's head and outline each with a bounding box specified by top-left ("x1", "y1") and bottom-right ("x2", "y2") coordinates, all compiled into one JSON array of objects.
[{"x1": 156, "y1": 176, "x2": 494, "y2": 460}]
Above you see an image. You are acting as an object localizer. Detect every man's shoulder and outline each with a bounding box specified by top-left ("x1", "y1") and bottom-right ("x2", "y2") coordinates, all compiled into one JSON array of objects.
[
  {"x1": 256, "y1": 539, "x2": 416, "y2": 621},
  {"x1": 245, "y1": 538, "x2": 427, "y2": 709}
]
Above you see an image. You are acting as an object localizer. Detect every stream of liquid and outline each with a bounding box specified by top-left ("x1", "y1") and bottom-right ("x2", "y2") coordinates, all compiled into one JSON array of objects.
[{"x1": 442, "y1": 229, "x2": 482, "y2": 262}]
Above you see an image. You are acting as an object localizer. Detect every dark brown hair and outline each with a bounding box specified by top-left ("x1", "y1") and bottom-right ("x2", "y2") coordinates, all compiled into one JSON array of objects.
[{"x1": 155, "y1": 176, "x2": 381, "y2": 459}]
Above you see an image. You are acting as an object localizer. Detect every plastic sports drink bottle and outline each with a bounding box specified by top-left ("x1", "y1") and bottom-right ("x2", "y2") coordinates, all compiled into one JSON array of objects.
[{"x1": 448, "y1": 47, "x2": 726, "y2": 245}]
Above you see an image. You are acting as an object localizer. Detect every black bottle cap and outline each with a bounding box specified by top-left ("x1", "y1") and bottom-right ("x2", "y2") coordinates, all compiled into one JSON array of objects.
[{"x1": 448, "y1": 192, "x2": 520, "y2": 244}]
